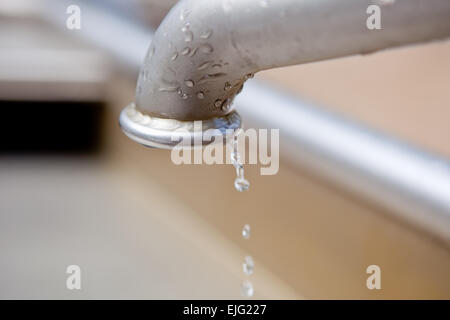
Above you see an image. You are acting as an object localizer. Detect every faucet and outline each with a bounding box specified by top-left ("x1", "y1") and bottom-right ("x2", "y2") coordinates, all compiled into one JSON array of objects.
[{"x1": 119, "y1": 0, "x2": 450, "y2": 149}]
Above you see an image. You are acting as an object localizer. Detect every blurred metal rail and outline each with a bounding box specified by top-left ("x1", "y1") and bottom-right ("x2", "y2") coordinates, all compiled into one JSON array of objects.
[{"x1": 33, "y1": 0, "x2": 450, "y2": 244}]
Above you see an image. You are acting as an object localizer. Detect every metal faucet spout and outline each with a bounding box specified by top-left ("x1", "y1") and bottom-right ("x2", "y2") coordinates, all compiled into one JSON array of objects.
[{"x1": 120, "y1": 0, "x2": 450, "y2": 148}]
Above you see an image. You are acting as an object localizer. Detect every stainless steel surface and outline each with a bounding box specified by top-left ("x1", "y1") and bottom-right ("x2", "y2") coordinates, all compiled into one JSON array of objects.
[
  {"x1": 135, "y1": 0, "x2": 450, "y2": 121},
  {"x1": 35, "y1": 1, "x2": 450, "y2": 242},
  {"x1": 119, "y1": 103, "x2": 241, "y2": 149}
]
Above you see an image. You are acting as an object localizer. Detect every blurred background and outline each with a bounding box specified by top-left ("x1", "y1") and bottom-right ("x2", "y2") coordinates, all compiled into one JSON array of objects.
[{"x1": 1, "y1": 0, "x2": 450, "y2": 299}]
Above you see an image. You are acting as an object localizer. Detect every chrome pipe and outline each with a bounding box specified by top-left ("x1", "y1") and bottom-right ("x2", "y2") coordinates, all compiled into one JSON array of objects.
[
  {"x1": 136, "y1": 0, "x2": 450, "y2": 121},
  {"x1": 238, "y1": 81, "x2": 450, "y2": 245}
]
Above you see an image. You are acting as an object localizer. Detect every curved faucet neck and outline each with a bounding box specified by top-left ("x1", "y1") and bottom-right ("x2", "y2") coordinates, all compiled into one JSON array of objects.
[{"x1": 135, "y1": 0, "x2": 450, "y2": 121}]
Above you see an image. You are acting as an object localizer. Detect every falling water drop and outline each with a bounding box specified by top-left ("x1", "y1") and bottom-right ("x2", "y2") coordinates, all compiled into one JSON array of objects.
[
  {"x1": 240, "y1": 280, "x2": 254, "y2": 298},
  {"x1": 243, "y1": 256, "x2": 254, "y2": 275},
  {"x1": 229, "y1": 131, "x2": 250, "y2": 192},
  {"x1": 242, "y1": 224, "x2": 250, "y2": 240},
  {"x1": 231, "y1": 150, "x2": 240, "y2": 165},
  {"x1": 171, "y1": 52, "x2": 178, "y2": 61},
  {"x1": 234, "y1": 178, "x2": 250, "y2": 192},
  {"x1": 235, "y1": 164, "x2": 244, "y2": 178},
  {"x1": 235, "y1": 129, "x2": 252, "y2": 298},
  {"x1": 224, "y1": 82, "x2": 232, "y2": 91},
  {"x1": 181, "y1": 93, "x2": 189, "y2": 100},
  {"x1": 214, "y1": 99, "x2": 223, "y2": 108},
  {"x1": 177, "y1": 88, "x2": 183, "y2": 95}
]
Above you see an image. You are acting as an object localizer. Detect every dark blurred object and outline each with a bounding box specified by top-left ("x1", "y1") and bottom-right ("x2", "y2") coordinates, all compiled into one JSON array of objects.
[
  {"x1": 0, "y1": 9, "x2": 112, "y2": 154},
  {"x1": 0, "y1": 100, "x2": 105, "y2": 154}
]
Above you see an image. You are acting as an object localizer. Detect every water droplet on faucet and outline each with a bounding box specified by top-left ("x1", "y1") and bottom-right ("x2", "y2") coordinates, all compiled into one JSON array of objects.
[
  {"x1": 181, "y1": 47, "x2": 191, "y2": 55},
  {"x1": 197, "y1": 61, "x2": 213, "y2": 71},
  {"x1": 209, "y1": 72, "x2": 227, "y2": 79},
  {"x1": 142, "y1": 70, "x2": 149, "y2": 81},
  {"x1": 188, "y1": 47, "x2": 198, "y2": 57},
  {"x1": 146, "y1": 46, "x2": 155, "y2": 60},
  {"x1": 180, "y1": 8, "x2": 191, "y2": 21},
  {"x1": 221, "y1": 98, "x2": 232, "y2": 112},
  {"x1": 200, "y1": 44, "x2": 214, "y2": 54},
  {"x1": 158, "y1": 86, "x2": 179, "y2": 93},
  {"x1": 184, "y1": 32, "x2": 193, "y2": 42},
  {"x1": 182, "y1": 23, "x2": 194, "y2": 42},
  {"x1": 196, "y1": 91, "x2": 205, "y2": 99},
  {"x1": 200, "y1": 29, "x2": 213, "y2": 39},
  {"x1": 184, "y1": 80, "x2": 195, "y2": 87}
]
